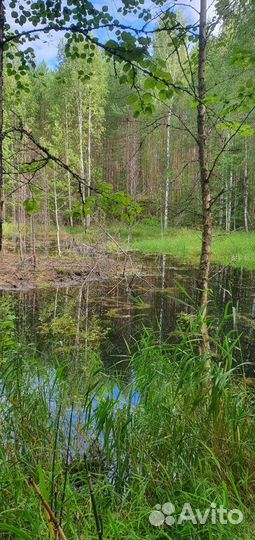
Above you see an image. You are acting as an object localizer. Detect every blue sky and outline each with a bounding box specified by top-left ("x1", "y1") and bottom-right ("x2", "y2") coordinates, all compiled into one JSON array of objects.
[{"x1": 7, "y1": 0, "x2": 217, "y2": 68}]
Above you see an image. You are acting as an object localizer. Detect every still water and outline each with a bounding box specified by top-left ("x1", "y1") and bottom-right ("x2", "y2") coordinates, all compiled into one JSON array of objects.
[{"x1": 2, "y1": 254, "x2": 255, "y2": 372}]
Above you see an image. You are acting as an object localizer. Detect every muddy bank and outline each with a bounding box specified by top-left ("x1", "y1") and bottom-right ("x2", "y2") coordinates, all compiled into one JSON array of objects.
[{"x1": 0, "y1": 252, "x2": 127, "y2": 291}]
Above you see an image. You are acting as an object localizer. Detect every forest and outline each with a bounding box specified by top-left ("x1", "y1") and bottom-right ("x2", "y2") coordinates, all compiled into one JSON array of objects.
[{"x1": 1, "y1": 0, "x2": 255, "y2": 539}]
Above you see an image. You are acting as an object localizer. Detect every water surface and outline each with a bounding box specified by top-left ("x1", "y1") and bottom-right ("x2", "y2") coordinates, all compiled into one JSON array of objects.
[{"x1": 2, "y1": 253, "x2": 255, "y2": 373}]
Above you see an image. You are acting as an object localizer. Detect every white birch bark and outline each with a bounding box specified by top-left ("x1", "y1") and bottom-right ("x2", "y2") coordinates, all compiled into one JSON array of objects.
[
  {"x1": 65, "y1": 103, "x2": 73, "y2": 227},
  {"x1": 77, "y1": 87, "x2": 86, "y2": 226},
  {"x1": 53, "y1": 169, "x2": 61, "y2": 257}
]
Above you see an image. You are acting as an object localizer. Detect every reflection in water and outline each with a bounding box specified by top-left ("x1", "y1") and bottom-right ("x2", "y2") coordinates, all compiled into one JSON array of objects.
[
  {"x1": 2, "y1": 254, "x2": 255, "y2": 372},
  {"x1": 159, "y1": 253, "x2": 166, "y2": 342}
]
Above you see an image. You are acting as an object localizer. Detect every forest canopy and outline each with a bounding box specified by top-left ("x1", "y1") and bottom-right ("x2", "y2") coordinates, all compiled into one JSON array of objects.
[{"x1": 2, "y1": 0, "x2": 254, "y2": 242}]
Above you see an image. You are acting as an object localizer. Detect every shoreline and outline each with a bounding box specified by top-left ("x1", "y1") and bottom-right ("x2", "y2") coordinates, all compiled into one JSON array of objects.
[{"x1": 0, "y1": 252, "x2": 126, "y2": 292}]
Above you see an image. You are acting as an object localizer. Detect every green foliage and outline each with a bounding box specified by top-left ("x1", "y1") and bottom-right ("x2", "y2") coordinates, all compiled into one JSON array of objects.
[
  {"x1": 18, "y1": 160, "x2": 46, "y2": 174},
  {"x1": 97, "y1": 184, "x2": 142, "y2": 224},
  {"x1": 217, "y1": 121, "x2": 254, "y2": 137},
  {"x1": 23, "y1": 198, "x2": 40, "y2": 215},
  {"x1": 70, "y1": 182, "x2": 142, "y2": 225}
]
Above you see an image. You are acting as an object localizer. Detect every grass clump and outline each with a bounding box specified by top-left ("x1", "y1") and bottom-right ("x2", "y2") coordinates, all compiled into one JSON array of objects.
[{"x1": 0, "y1": 305, "x2": 255, "y2": 539}]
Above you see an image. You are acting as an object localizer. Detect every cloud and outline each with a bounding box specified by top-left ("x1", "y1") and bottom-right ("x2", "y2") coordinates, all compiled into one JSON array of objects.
[
  {"x1": 6, "y1": 0, "x2": 218, "y2": 68},
  {"x1": 31, "y1": 32, "x2": 64, "y2": 68}
]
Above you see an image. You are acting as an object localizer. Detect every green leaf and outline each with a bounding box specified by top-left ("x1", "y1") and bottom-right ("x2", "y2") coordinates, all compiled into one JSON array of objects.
[
  {"x1": 105, "y1": 39, "x2": 118, "y2": 50},
  {"x1": 123, "y1": 63, "x2": 131, "y2": 72},
  {"x1": 143, "y1": 92, "x2": 152, "y2": 104},
  {"x1": 144, "y1": 104, "x2": 155, "y2": 115},
  {"x1": 0, "y1": 524, "x2": 32, "y2": 540},
  {"x1": 127, "y1": 94, "x2": 139, "y2": 104},
  {"x1": 144, "y1": 78, "x2": 156, "y2": 90},
  {"x1": 19, "y1": 14, "x2": 27, "y2": 25},
  {"x1": 158, "y1": 89, "x2": 168, "y2": 101},
  {"x1": 119, "y1": 74, "x2": 128, "y2": 84},
  {"x1": 38, "y1": 464, "x2": 49, "y2": 501},
  {"x1": 154, "y1": 69, "x2": 173, "y2": 82}
]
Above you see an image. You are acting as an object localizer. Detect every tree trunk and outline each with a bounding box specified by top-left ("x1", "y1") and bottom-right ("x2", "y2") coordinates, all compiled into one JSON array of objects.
[
  {"x1": 65, "y1": 103, "x2": 73, "y2": 227},
  {"x1": 17, "y1": 184, "x2": 24, "y2": 262},
  {"x1": 86, "y1": 92, "x2": 92, "y2": 228},
  {"x1": 233, "y1": 173, "x2": 237, "y2": 231},
  {"x1": 244, "y1": 140, "x2": 249, "y2": 232},
  {"x1": 226, "y1": 168, "x2": 233, "y2": 232},
  {"x1": 30, "y1": 214, "x2": 36, "y2": 268},
  {"x1": 53, "y1": 169, "x2": 61, "y2": 257},
  {"x1": 219, "y1": 191, "x2": 224, "y2": 228},
  {"x1": 164, "y1": 109, "x2": 172, "y2": 229},
  {"x1": 127, "y1": 118, "x2": 139, "y2": 197},
  {"x1": 43, "y1": 172, "x2": 49, "y2": 255},
  {"x1": 225, "y1": 170, "x2": 228, "y2": 231},
  {"x1": 197, "y1": 0, "x2": 212, "y2": 312},
  {"x1": 77, "y1": 87, "x2": 86, "y2": 224},
  {"x1": 0, "y1": 0, "x2": 4, "y2": 252}
]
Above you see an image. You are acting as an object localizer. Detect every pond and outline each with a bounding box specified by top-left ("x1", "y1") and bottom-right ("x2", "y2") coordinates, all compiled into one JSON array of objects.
[{"x1": 1, "y1": 253, "x2": 255, "y2": 374}]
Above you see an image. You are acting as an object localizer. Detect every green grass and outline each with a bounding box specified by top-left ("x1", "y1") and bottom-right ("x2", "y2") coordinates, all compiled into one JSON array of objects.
[
  {"x1": 1, "y1": 298, "x2": 255, "y2": 539},
  {"x1": 112, "y1": 221, "x2": 255, "y2": 270}
]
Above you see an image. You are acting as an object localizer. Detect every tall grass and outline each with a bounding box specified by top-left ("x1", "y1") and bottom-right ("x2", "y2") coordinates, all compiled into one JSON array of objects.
[{"x1": 0, "y1": 309, "x2": 255, "y2": 539}]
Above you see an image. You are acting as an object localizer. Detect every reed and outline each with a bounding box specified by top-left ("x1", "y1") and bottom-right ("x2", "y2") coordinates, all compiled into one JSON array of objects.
[{"x1": 0, "y1": 307, "x2": 254, "y2": 539}]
